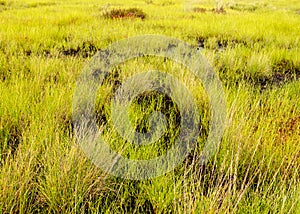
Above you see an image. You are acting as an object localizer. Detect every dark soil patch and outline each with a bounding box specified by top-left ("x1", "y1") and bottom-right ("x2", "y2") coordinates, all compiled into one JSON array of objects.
[
  {"x1": 191, "y1": 6, "x2": 226, "y2": 14},
  {"x1": 216, "y1": 58, "x2": 300, "y2": 90},
  {"x1": 24, "y1": 49, "x2": 32, "y2": 56},
  {"x1": 101, "y1": 67, "x2": 122, "y2": 93},
  {"x1": 296, "y1": 10, "x2": 300, "y2": 15},
  {"x1": 196, "y1": 37, "x2": 261, "y2": 50},
  {"x1": 21, "y1": 47, "x2": 54, "y2": 58},
  {"x1": 60, "y1": 41, "x2": 98, "y2": 58},
  {"x1": 21, "y1": 46, "x2": 51, "y2": 57},
  {"x1": 212, "y1": 6, "x2": 226, "y2": 14},
  {"x1": 0, "y1": 122, "x2": 23, "y2": 165},
  {"x1": 95, "y1": 88, "x2": 182, "y2": 152},
  {"x1": 94, "y1": 67, "x2": 122, "y2": 127},
  {"x1": 196, "y1": 37, "x2": 206, "y2": 49},
  {"x1": 95, "y1": 104, "x2": 108, "y2": 128},
  {"x1": 118, "y1": 180, "x2": 155, "y2": 213},
  {"x1": 0, "y1": 0, "x2": 10, "y2": 12},
  {"x1": 121, "y1": 191, "x2": 155, "y2": 213},
  {"x1": 176, "y1": 158, "x2": 220, "y2": 197},
  {"x1": 193, "y1": 7, "x2": 207, "y2": 13},
  {"x1": 132, "y1": 91, "x2": 181, "y2": 135},
  {"x1": 272, "y1": 59, "x2": 299, "y2": 74},
  {"x1": 103, "y1": 8, "x2": 146, "y2": 20},
  {"x1": 56, "y1": 112, "x2": 74, "y2": 137},
  {"x1": 94, "y1": 73, "x2": 185, "y2": 154},
  {"x1": 145, "y1": 0, "x2": 154, "y2": 5},
  {"x1": 251, "y1": 59, "x2": 300, "y2": 90},
  {"x1": 0, "y1": 67, "x2": 11, "y2": 82}
]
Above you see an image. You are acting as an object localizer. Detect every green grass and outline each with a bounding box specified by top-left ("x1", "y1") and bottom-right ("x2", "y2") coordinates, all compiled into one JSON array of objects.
[{"x1": 0, "y1": 0, "x2": 300, "y2": 213}]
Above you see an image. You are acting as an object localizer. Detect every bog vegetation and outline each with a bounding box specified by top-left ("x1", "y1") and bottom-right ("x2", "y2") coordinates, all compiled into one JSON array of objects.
[{"x1": 0, "y1": 0, "x2": 299, "y2": 213}]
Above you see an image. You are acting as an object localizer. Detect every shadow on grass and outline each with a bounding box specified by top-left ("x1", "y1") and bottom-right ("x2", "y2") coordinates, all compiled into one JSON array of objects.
[{"x1": 0, "y1": 119, "x2": 24, "y2": 165}]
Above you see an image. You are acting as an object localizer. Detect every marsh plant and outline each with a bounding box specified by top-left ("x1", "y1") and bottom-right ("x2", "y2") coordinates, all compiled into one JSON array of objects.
[{"x1": 0, "y1": 0, "x2": 299, "y2": 213}]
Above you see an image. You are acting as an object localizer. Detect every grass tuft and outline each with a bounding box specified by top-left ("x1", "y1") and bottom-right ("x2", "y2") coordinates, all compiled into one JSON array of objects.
[
  {"x1": 103, "y1": 8, "x2": 147, "y2": 20},
  {"x1": 0, "y1": 0, "x2": 299, "y2": 212},
  {"x1": 193, "y1": 7, "x2": 207, "y2": 13}
]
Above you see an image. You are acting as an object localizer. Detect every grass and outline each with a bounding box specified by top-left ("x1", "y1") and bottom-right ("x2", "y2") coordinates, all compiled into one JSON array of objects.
[
  {"x1": 103, "y1": 8, "x2": 147, "y2": 20},
  {"x1": 0, "y1": 0, "x2": 299, "y2": 213}
]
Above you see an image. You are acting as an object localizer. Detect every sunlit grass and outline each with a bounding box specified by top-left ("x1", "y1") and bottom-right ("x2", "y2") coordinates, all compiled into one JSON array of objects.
[{"x1": 0, "y1": 0, "x2": 299, "y2": 213}]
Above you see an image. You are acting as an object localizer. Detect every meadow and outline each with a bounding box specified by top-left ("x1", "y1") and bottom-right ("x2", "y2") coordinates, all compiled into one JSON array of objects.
[{"x1": 0, "y1": 0, "x2": 299, "y2": 213}]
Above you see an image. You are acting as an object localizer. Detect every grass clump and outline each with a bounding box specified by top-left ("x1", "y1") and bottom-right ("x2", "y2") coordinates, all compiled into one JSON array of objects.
[
  {"x1": 192, "y1": 7, "x2": 207, "y2": 13},
  {"x1": 229, "y1": 3, "x2": 259, "y2": 12},
  {"x1": 103, "y1": 8, "x2": 147, "y2": 20}
]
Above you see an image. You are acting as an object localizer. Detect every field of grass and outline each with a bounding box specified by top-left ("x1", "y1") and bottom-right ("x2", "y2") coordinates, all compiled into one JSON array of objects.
[{"x1": 0, "y1": 0, "x2": 300, "y2": 213}]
